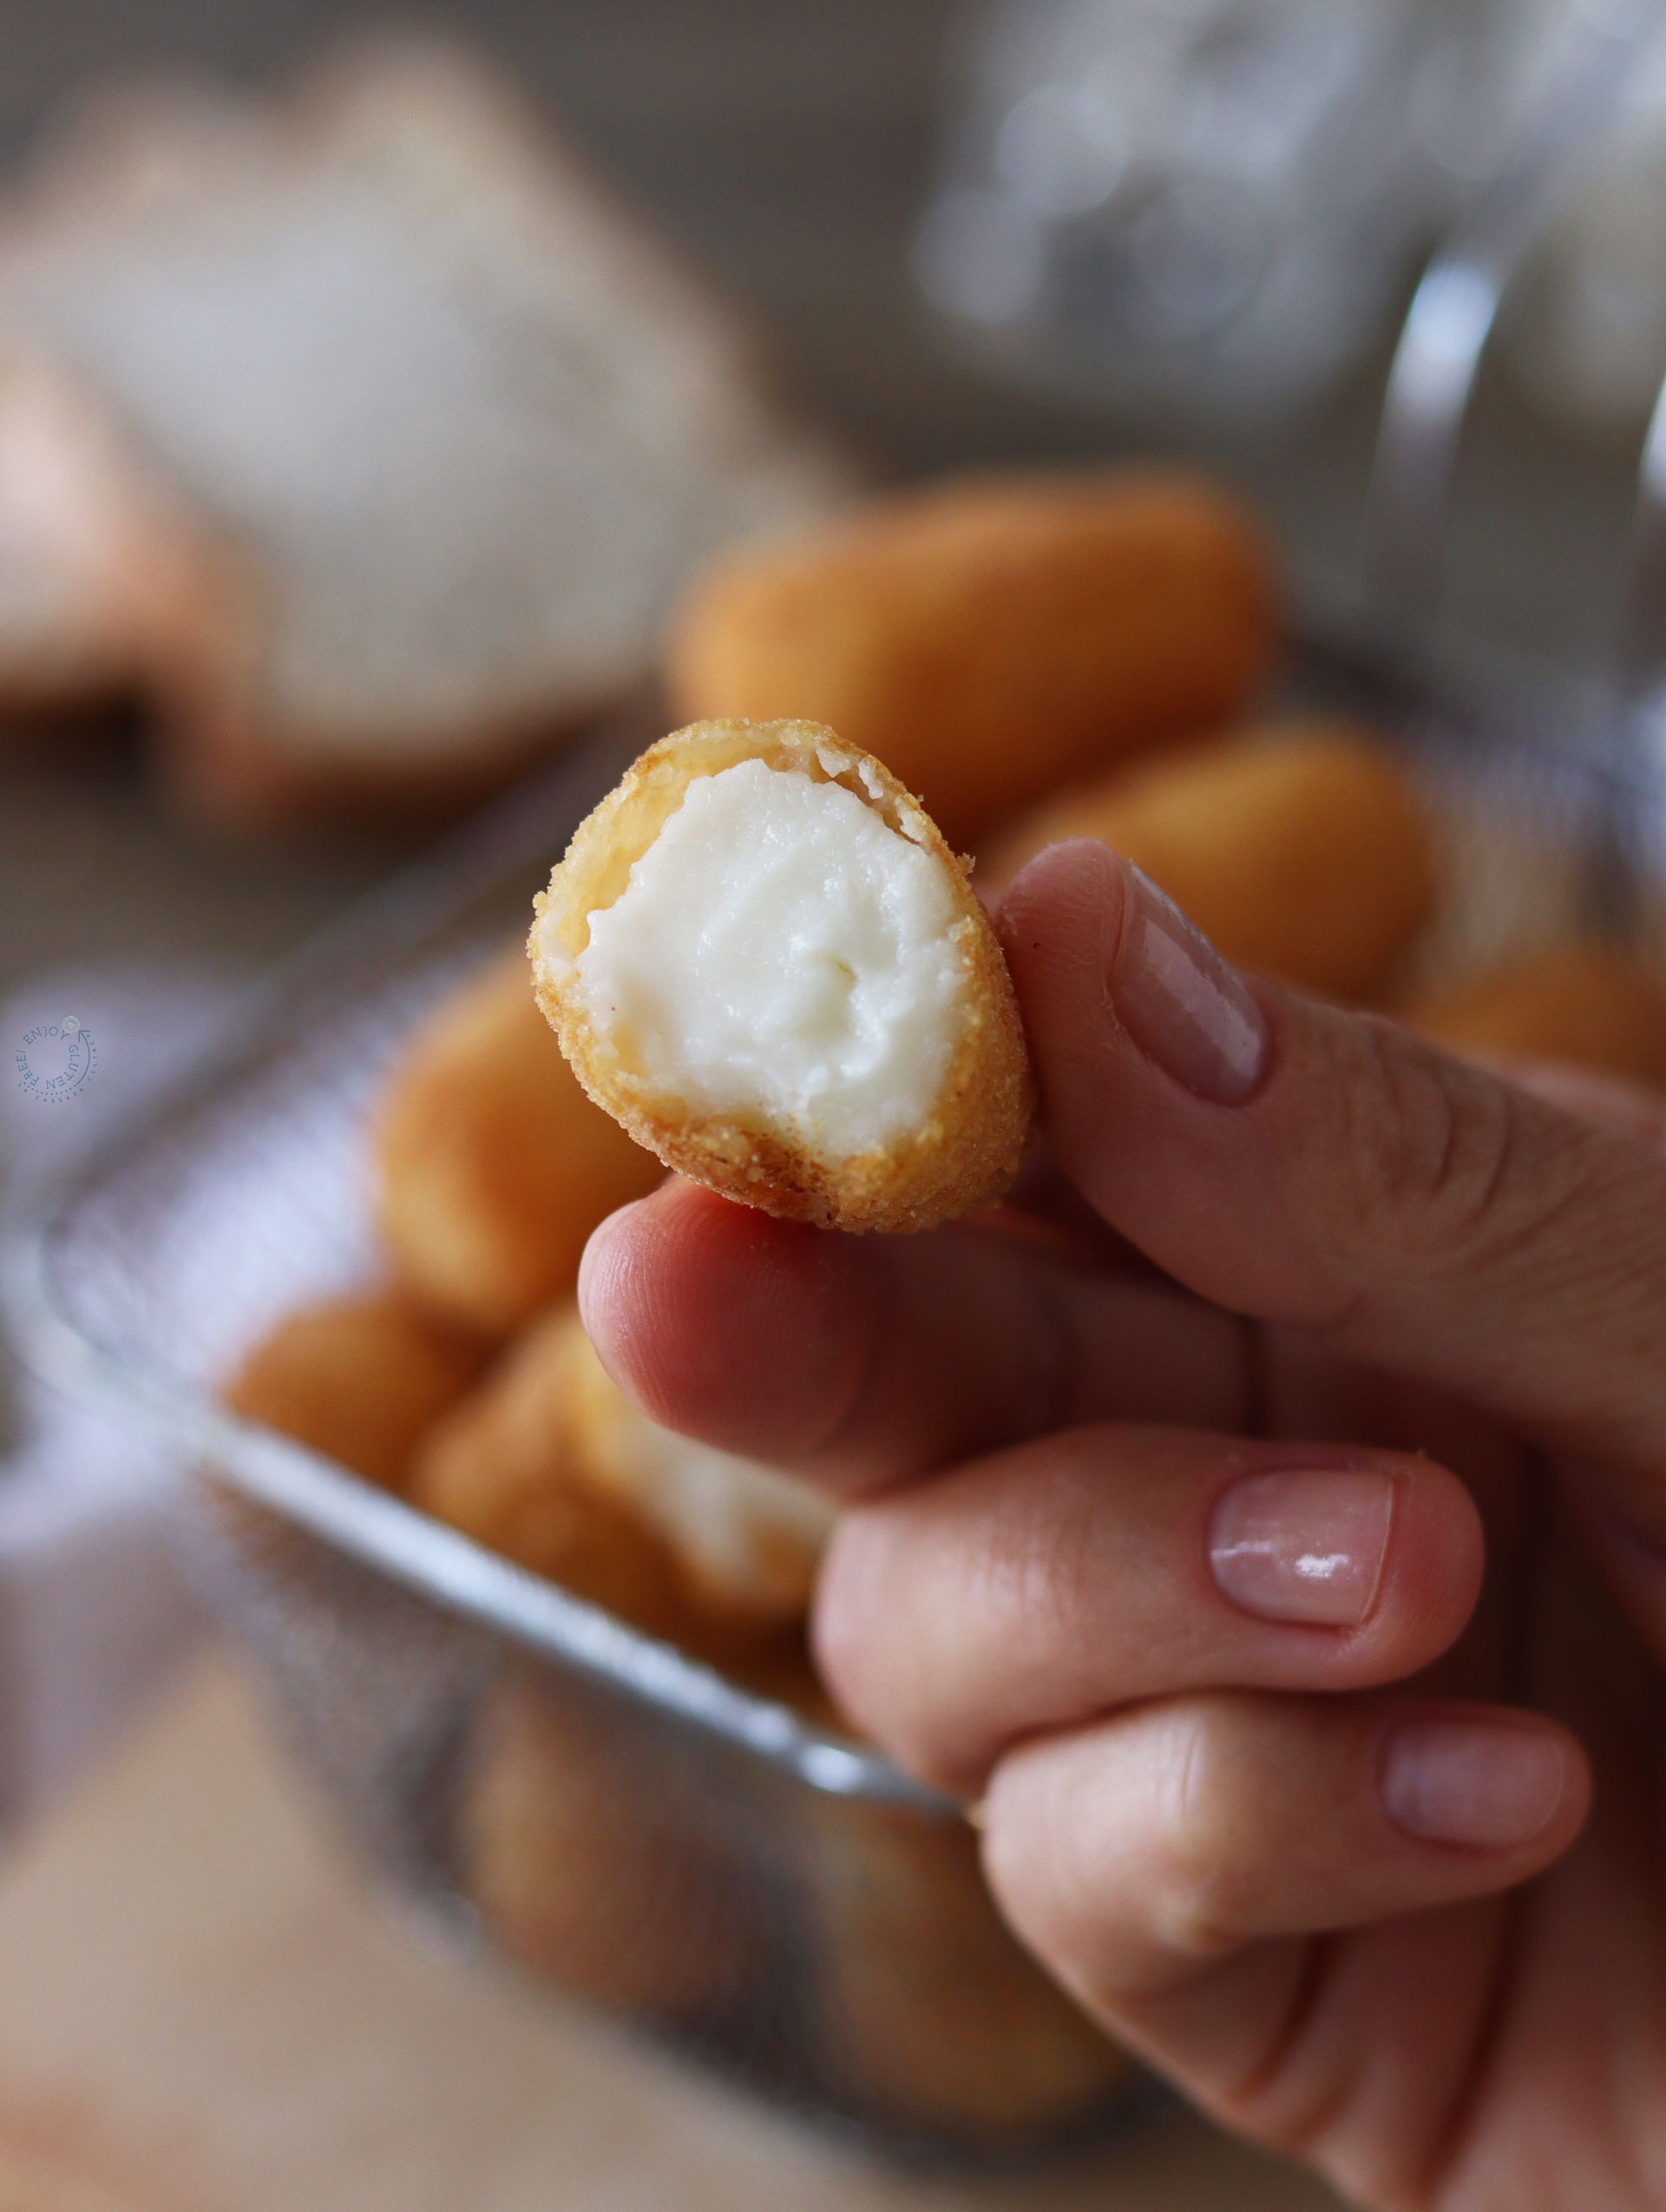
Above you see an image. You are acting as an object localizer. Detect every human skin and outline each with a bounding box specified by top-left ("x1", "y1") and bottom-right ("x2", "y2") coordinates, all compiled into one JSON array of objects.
[{"x1": 577, "y1": 838, "x2": 1666, "y2": 2210}]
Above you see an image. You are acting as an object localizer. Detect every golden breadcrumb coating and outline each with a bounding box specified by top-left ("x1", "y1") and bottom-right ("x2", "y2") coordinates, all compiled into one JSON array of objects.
[
  {"x1": 1402, "y1": 943, "x2": 1666, "y2": 1088},
  {"x1": 981, "y1": 718, "x2": 1436, "y2": 1001},
  {"x1": 461, "y1": 1666, "x2": 764, "y2": 2022},
  {"x1": 666, "y1": 469, "x2": 1275, "y2": 847},
  {"x1": 373, "y1": 947, "x2": 665, "y2": 1334},
  {"x1": 528, "y1": 719, "x2": 1035, "y2": 1233},
  {"x1": 409, "y1": 1304, "x2": 702, "y2": 1642},
  {"x1": 220, "y1": 1290, "x2": 490, "y2": 1491},
  {"x1": 408, "y1": 1302, "x2": 833, "y2": 1648},
  {"x1": 809, "y1": 1803, "x2": 1131, "y2": 2135}
]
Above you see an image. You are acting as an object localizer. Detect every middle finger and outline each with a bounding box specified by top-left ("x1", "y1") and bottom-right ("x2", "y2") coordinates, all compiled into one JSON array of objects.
[{"x1": 814, "y1": 1423, "x2": 1486, "y2": 1795}]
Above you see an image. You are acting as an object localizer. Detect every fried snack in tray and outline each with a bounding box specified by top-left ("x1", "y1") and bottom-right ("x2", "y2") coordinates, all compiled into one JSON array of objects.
[
  {"x1": 981, "y1": 718, "x2": 1437, "y2": 1001},
  {"x1": 374, "y1": 948, "x2": 666, "y2": 1336},
  {"x1": 549, "y1": 1306, "x2": 836, "y2": 1628},
  {"x1": 808, "y1": 1802, "x2": 1130, "y2": 2138},
  {"x1": 1401, "y1": 943, "x2": 1666, "y2": 1089},
  {"x1": 666, "y1": 469, "x2": 1275, "y2": 848},
  {"x1": 409, "y1": 1302, "x2": 836, "y2": 1655},
  {"x1": 529, "y1": 719, "x2": 1034, "y2": 1234},
  {"x1": 435, "y1": 1317, "x2": 830, "y2": 2029},
  {"x1": 427, "y1": 1310, "x2": 1121, "y2": 2110},
  {"x1": 461, "y1": 1664, "x2": 767, "y2": 2025},
  {"x1": 220, "y1": 1290, "x2": 490, "y2": 1490}
]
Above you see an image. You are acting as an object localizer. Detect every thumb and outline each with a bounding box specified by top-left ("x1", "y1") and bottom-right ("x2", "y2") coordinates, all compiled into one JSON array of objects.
[{"x1": 997, "y1": 839, "x2": 1666, "y2": 1517}]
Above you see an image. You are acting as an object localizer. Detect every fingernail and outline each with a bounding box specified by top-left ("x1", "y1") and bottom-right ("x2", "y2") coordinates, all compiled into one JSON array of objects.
[
  {"x1": 1381, "y1": 1719, "x2": 1569, "y2": 1849},
  {"x1": 1209, "y1": 1468, "x2": 1394, "y2": 1626},
  {"x1": 1111, "y1": 865, "x2": 1270, "y2": 1104}
]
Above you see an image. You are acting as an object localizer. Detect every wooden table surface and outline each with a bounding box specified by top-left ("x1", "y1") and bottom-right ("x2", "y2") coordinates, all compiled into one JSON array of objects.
[{"x1": 0, "y1": 1651, "x2": 1341, "y2": 2212}]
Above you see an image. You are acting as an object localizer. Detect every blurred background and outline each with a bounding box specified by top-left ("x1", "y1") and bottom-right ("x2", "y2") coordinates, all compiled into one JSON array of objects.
[{"x1": 5, "y1": 0, "x2": 1666, "y2": 1004}]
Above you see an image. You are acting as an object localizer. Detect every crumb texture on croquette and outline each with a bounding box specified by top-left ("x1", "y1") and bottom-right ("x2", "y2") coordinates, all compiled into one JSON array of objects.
[
  {"x1": 665, "y1": 469, "x2": 1276, "y2": 847},
  {"x1": 557, "y1": 1310, "x2": 836, "y2": 1620},
  {"x1": 1402, "y1": 943, "x2": 1666, "y2": 1087},
  {"x1": 373, "y1": 947, "x2": 664, "y2": 1333},
  {"x1": 981, "y1": 719, "x2": 1435, "y2": 1001},
  {"x1": 529, "y1": 718, "x2": 1034, "y2": 1232},
  {"x1": 409, "y1": 1301, "x2": 834, "y2": 1635},
  {"x1": 220, "y1": 1290, "x2": 491, "y2": 1491}
]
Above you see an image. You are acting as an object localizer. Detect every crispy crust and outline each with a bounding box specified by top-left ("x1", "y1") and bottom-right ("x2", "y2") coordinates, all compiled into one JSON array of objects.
[
  {"x1": 981, "y1": 719, "x2": 1436, "y2": 1002},
  {"x1": 810, "y1": 1803, "x2": 1131, "y2": 2135},
  {"x1": 666, "y1": 468, "x2": 1276, "y2": 848},
  {"x1": 528, "y1": 718, "x2": 1035, "y2": 1233},
  {"x1": 220, "y1": 1290, "x2": 492, "y2": 1492},
  {"x1": 372, "y1": 945, "x2": 665, "y2": 1334},
  {"x1": 461, "y1": 1664, "x2": 764, "y2": 2022},
  {"x1": 1401, "y1": 943, "x2": 1666, "y2": 1088},
  {"x1": 407, "y1": 1299, "x2": 827, "y2": 1644}
]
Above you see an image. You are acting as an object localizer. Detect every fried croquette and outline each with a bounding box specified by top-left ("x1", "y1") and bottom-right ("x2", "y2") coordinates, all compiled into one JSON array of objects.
[
  {"x1": 666, "y1": 469, "x2": 1275, "y2": 847},
  {"x1": 461, "y1": 1667, "x2": 764, "y2": 2023},
  {"x1": 373, "y1": 948, "x2": 666, "y2": 1335},
  {"x1": 220, "y1": 1290, "x2": 490, "y2": 1490},
  {"x1": 1402, "y1": 942, "x2": 1666, "y2": 1087},
  {"x1": 529, "y1": 719, "x2": 1035, "y2": 1234},
  {"x1": 408, "y1": 1302, "x2": 835, "y2": 1652},
  {"x1": 810, "y1": 1805, "x2": 1131, "y2": 2136},
  {"x1": 409, "y1": 1307, "x2": 700, "y2": 1640},
  {"x1": 553, "y1": 1309, "x2": 836, "y2": 1625},
  {"x1": 982, "y1": 719, "x2": 1436, "y2": 1000}
]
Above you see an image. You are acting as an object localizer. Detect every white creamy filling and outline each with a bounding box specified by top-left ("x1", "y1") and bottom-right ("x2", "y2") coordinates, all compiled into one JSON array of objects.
[
  {"x1": 575, "y1": 760, "x2": 966, "y2": 1158},
  {"x1": 625, "y1": 1430, "x2": 836, "y2": 1616}
]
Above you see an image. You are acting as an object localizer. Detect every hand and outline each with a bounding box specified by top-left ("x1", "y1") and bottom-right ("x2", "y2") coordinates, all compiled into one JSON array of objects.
[{"x1": 579, "y1": 839, "x2": 1666, "y2": 2210}]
